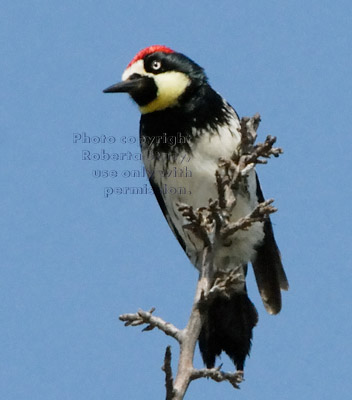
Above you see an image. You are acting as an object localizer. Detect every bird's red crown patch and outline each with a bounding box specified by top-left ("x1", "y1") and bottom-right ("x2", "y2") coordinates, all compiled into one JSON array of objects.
[{"x1": 127, "y1": 45, "x2": 175, "y2": 68}]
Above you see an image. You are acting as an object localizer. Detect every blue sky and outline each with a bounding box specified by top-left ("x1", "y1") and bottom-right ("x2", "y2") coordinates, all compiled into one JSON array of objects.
[{"x1": 1, "y1": 1, "x2": 352, "y2": 399}]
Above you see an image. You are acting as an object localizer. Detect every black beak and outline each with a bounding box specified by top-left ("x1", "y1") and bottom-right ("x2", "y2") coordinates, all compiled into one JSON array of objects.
[
  {"x1": 103, "y1": 79, "x2": 142, "y2": 93},
  {"x1": 103, "y1": 75, "x2": 158, "y2": 106}
]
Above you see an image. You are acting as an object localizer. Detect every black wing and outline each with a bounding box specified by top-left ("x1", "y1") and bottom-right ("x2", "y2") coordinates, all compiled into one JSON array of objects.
[
  {"x1": 148, "y1": 177, "x2": 186, "y2": 252},
  {"x1": 252, "y1": 174, "x2": 289, "y2": 314}
]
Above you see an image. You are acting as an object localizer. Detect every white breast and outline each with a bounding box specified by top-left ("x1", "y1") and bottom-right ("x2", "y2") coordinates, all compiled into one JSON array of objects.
[{"x1": 142, "y1": 113, "x2": 264, "y2": 271}]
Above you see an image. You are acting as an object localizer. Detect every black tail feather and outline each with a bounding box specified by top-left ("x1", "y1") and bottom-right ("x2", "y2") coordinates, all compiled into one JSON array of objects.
[
  {"x1": 253, "y1": 173, "x2": 289, "y2": 314},
  {"x1": 198, "y1": 292, "x2": 258, "y2": 370}
]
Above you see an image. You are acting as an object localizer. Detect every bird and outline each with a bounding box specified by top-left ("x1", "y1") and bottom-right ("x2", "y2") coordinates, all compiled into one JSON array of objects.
[{"x1": 103, "y1": 45, "x2": 289, "y2": 371}]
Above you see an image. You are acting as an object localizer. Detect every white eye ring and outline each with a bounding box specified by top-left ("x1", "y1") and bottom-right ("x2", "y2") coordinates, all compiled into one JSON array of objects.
[{"x1": 151, "y1": 60, "x2": 162, "y2": 71}]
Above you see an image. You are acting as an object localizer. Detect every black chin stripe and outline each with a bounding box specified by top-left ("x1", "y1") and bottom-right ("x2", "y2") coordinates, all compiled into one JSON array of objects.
[{"x1": 130, "y1": 76, "x2": 158, "y2": 106}]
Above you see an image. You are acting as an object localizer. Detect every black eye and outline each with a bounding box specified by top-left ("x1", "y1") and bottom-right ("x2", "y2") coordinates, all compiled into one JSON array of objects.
[{"x1": 151, "y1": 60, "x2": 162, "y2": 71}]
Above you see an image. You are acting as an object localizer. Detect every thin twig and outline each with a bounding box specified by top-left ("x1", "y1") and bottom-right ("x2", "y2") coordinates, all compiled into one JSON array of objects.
[
  {"x1": 119, "y1": 308, "x2": 181, "y2": 341},
  {"x1": 222, "y1": 199, "x2": 277, "y2": 239},
  {"x1": 191, "y1": 367, "x2": 244, "y2": 390}
]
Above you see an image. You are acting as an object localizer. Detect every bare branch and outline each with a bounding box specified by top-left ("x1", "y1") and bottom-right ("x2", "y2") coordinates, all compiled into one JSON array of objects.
[
  {"x1": 208, "y1": 266, "x2": 246, "y2": 300},
  {"x1": 119, "y1": 308, "x2": 181, "y2": 341},
  {"x1": 177, "y1": 204, "x2": 212, "y2": 247},
  {"x1": 191, "y1": 367, "x2": 244, "y2": 390},
  {"x1": 222, "y1": 199, "x2": 277, "y2": 239},
  {"x1": 172, "y1": 259, "x2": 215, "y2": 399},
  {"x1": 241, "y1": 135, "x2": 283, "y2": 165},
  {"x1": 238, "y1": 113, "x2": 261, "y2": 152}
]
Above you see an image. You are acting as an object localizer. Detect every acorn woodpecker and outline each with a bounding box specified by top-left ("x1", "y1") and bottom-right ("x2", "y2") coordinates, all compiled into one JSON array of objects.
[{"x1": 104, "y1": 45, "x2": 288, "y2": 371}]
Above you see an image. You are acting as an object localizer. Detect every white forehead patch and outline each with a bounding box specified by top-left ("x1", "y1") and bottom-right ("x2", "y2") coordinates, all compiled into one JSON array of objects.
[{"x1": 122, "y1": 59, "x2": 145, "y2": 81}]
